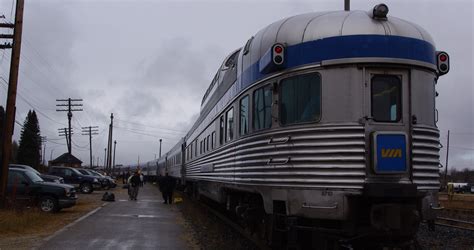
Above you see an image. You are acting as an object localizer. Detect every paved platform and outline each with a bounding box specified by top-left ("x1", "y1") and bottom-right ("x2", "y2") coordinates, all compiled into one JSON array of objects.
[{"x1": 39, "y1": 184, "x2": 191, "y2": 250}]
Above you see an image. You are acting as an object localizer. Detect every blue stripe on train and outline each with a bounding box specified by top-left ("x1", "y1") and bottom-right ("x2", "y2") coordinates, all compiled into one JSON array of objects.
[{"x1": 240, "y1": 35, "x2": 435, "y2": 89}]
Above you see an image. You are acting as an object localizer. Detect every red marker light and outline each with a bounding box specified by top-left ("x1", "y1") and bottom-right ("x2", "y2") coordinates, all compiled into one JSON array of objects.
[
  {"x1": 439, "y1": 54, "x2": 447, "y2": 62},
  {"x1": 274, "y1": 46, "x2": 283, "y2": 54}
]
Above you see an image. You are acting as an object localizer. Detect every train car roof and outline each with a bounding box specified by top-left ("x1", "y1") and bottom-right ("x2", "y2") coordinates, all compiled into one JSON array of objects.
[{"x1": 244, "y1": 7, "x2": 435, "y2": 67}]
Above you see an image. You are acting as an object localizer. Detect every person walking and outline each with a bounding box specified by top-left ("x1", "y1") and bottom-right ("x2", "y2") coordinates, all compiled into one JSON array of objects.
[
  {"x1": 140, "y1": 172, "x2": 144, "y2": 187},
  {"x1": 161, "y1": 173, "x2": 176, "y2": 204},
  {"x1": 125, "y1": 171, "x2": 131, "y2": 184},
  {"x1": 129, "y1": 171, "x2": 141, "y2": 200}
]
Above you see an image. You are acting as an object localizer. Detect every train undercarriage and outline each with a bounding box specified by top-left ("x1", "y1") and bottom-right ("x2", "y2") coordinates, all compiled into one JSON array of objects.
[{"x1": 184, "y1": 180, "x2": 433, "y2": 249}]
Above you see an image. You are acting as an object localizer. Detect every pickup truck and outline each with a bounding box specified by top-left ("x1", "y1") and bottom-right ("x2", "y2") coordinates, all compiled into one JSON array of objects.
[
  {"x1": 48, "y1": 166, "x2": 101, "y2": 194},
  {"x1": 9, "y1": 164, "x2": 64, "y2": 184},
  {"x1": 7, "y1": 168, "x2": 77, "y2": 212}
]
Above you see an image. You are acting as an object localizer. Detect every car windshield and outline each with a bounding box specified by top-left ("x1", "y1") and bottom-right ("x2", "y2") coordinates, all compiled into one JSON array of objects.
[
  {"x1": 11, "y1": 165, "x2": 41, "y2": 175},
  {"x1": 71, "y1": 168, "x2": 83, "y2": 175},
  {"x1": 24, "y1": 171, "x2": 44, "y2": 183},
  {"x1": 79, "y1": 170, "x2": 90, "y2": 175},
  {"x1": 89, "y1": 171, "x2": 103, "y2": 177}
]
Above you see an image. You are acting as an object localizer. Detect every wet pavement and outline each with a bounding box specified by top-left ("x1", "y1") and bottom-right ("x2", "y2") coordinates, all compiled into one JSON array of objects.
[{"x1": 38, "y1": 184, "x2": 191, "y2": 250}]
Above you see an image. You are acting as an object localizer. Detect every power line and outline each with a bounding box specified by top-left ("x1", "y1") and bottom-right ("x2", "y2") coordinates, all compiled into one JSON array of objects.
[
  {"x1": 114, "y1": 118, "x2": 186, "y2": 133},
  {"x1": 0, "y1": 76, "x2": 66, "y2": 127},
  {"x1": 114, "y1": 123, "x2": 184, "y2": 137},
  {"x1": 113, "y1": 125, "x2": 178, "y2": 142}
]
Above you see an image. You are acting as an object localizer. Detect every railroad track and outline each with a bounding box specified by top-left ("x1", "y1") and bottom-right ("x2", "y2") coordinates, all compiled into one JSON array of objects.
[
  {"x1": 176, "y1": 191, "x2": 270, "y2": 250},
  {"x1": 435, "y1": 217, "x2": 474, "y2": 231}
]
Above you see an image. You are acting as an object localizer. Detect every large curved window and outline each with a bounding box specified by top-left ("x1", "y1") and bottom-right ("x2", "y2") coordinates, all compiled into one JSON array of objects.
[
  {"x1": 280, "y1": 73, "x2": 321, "y2": 125},
  {"x1": 371, "y1": 75, "x2": 401, "y2": 122},
  {"x1": 240, "y1": 95, "x2": 249, "y2": 135},
  {"x1": 253, "y1": 85, "x2": 272, "y2": 130},
  {"x1": 225, "y1": 108, "x2": 234, "y2": 142}
]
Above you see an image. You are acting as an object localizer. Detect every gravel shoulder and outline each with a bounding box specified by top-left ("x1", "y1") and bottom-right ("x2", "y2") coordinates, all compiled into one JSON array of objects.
[{"x1": 176, "y1": 192, "x2": 259, "y2": 250}]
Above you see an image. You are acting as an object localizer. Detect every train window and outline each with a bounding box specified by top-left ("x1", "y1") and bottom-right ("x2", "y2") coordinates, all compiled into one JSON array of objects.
[
  {"x1": 240, "y1": 95, "x2": 249, "y2": 135},
  {"x1": 253, "y1": 85, "x2": 272, "y2": 130},
  {"x1": 207, "y1": 135, "x2": 210, "y2": 151},
  {"x1": 211, "y1": 132, "x2": 216, "y2": 149},
  {"x1": 194, "y1": 140, "x2": 198, "y2": 157},
  {"x1": 243, "y1": 36, "x2": 254, "y2": 55},
  {"x1": 371, "y1": 75, "x2": 401, "y2": 122},
  {"x1": 219, "y1": 116, "x2": 224, "y2": 145},
  {"x1": 280, "y1": 73, "x2": 321, "y2": 125},
  {"x1": 200, "y1": 141, "x2": 203, "y2": 154},
  {"x1": 226, "y1": 108, "x2": 234, "y2": 142}
]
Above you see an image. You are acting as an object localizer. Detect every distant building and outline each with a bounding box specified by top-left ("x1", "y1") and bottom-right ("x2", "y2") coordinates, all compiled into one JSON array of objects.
[{"x1": 49, "y1": 153, "x2": 82, "y2": 168}]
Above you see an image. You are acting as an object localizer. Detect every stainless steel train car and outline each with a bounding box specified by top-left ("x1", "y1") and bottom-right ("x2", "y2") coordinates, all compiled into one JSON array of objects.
[{"x1": 153, "y1": 4, "x2": 450, "y2": 247}]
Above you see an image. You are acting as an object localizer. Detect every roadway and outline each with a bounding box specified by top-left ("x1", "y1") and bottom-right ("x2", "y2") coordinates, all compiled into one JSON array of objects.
[{"x1": 38, "y1": 184, "x2": 192, "y2": 249}]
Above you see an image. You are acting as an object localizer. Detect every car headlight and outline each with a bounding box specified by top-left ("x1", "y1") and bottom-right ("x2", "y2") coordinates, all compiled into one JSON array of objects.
[
  {"x1": 54, "y1": 179, "x2": 60, "y2": 183},
  {"x1": 93, "y1": 178, "x2": 99, "y2": 183}
]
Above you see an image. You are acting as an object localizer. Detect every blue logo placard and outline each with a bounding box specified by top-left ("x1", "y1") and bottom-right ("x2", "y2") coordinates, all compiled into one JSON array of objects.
[{"x1": 376, "y1": 134, "x2": 407, "y2": 172}]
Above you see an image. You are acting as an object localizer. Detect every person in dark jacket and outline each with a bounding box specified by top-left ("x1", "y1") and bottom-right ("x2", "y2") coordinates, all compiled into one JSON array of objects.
[
  {"x1": 129, "y1": 171, "x2": 141, "y2": 200},
  {"x1": 160, "y1": 173, "x2": 176, "y2": 204}
]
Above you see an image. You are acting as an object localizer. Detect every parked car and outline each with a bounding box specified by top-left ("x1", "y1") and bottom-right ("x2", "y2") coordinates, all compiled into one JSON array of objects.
[
  {"x1": 48, "y1": 166, "x2": 101, "y2": 194},
  {"x1": 76, "y1": 168, "x2": 114, "y2": 190},
  {"x1": 88, "y1": 169, "x2": 117, "y2": 189},
  {"x1": 7, "y1": 168, "x2": 77, "y2": 212},
  {"x1": 9, "y1": 164, "x2": 64, "y2": 184}
]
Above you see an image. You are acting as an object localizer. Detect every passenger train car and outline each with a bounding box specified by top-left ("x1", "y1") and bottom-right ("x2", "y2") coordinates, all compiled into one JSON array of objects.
[{"x1": 145, "y1": 4, "x2": 450, "y2": 247}]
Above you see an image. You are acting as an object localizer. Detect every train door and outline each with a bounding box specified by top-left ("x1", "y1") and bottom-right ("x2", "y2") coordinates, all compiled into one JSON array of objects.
[{"x1": 364, "y1": 69, "x2": 411, "y2": 182}]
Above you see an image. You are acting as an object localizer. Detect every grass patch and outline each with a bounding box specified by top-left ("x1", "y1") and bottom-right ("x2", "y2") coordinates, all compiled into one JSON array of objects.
[
  {"x1": 0, "y1": 186, "x2": 128, "y2": 248},
  {"x1": 0, "y1": 209, "x2": 55, "y2": 235}
]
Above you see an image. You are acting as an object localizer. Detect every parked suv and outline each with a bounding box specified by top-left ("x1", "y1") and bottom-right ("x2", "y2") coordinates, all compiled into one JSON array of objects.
[
  {"x1": 9, "y1": 164, "x2": 64, "y2": 184},
  {"x1": 7, "y1": 168, "x2": 77, "y2": 212},
  {"x1": 48, "y1": 166, "x2": 101, "y2": 194}
]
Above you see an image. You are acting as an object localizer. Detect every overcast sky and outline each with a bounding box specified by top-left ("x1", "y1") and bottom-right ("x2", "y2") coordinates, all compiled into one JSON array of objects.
[{"x1": 0, "y1": 0, "x2": 472, "y2": 170}]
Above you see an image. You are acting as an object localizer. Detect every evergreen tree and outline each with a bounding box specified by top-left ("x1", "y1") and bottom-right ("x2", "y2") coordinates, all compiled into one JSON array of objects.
[
  {"x1": 17, "y1": 110, "x2": 41, "y2": 169},
  {"x1": 10, "y1": 140, "x2": 18, "y2": 163}
]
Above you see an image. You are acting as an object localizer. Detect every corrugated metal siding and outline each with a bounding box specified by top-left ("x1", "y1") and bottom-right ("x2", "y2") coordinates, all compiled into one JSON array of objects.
[
  {"x1": 185, "y1": 124, "x2": 366, "y2": 189},
  {"x1": 412, "y1": 125, "x2": 441, "y2": 190}
]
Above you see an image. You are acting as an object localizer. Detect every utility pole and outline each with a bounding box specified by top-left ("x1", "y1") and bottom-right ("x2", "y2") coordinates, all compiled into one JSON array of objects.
[
  {"x1": 58, "y1": 127, "x2": 72, "y2": 153},
  {"x1": 41, "y1": 136, "x2": 46, "y2": 167},
  {"x1": 0, "y1": 0, "x2": 25, "y2": 207},
  {"x1": 103, "y1": 148, "x2": 107, "y2": 170},
  {"x1": 81, "y1": 126, "x2": 98, "y2": 168},
  {"x1": 159, "y1": 138, "x2": 162, "y2": 158},
  {"x1": 444, "y1": 130, "x2": 450, "y2": 185},
  {"x1": 113, "y1": 140, "x2": 116, "y2": 175},
  {"x1": 56, "y1": 98, "x2": 83, "y2": 155},
  {"x1": 106, "y1": 113, "x2": 114, "y2": 174}
]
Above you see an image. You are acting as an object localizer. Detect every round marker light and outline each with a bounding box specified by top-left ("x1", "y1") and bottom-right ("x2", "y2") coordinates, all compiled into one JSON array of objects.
[
  {"x1": 440, "y1": 64, "x2": 448, "y2": 71},
  {"x1": 439, "y1": 54, "x2": 447, "y2": 62},
  {"x1": 274, "y1": 46, "x2": 283, "y2": 54},
  {"x1": 274, "y1": 55, "x2": 283, "y2": 64}
]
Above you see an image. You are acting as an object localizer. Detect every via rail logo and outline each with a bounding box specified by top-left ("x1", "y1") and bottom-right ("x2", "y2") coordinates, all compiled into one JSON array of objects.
[
  {"x1": 381, "y1": 148, "x2": 403, "y2": 158},
  {"x1": 376, "y1": 134, "x2": 406, "y2": 172}
]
